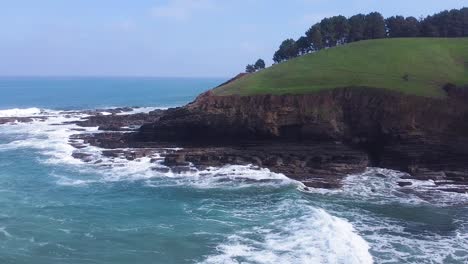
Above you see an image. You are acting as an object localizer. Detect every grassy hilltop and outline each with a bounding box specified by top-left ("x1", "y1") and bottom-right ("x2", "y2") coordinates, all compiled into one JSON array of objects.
[{"x1": 213, "y1": 38, "x2": 468, "y2": 97}]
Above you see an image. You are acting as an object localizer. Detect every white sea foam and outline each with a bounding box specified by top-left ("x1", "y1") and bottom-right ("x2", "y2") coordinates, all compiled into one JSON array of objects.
[
  {"x1": 1, "y1": 107, "x2": 466, "y2": 206},
  {"x1": 0, "y1": 110, "x2": 98, "y2": 165},
  {"x1": 1, "y1": 107, "x2": 466, "y2": 208},
  {"x1": 1, "y1": 107, "x2": 467, "y2": 263},
  {"x1": 0, "y1": 107, "x2": 297, "y2": 189},
  {"x1": 345, "y1": 208, "x2": 468, "y2": 264},
  {"x1": 306, "y1": 168, "x2": 468, "y2": 206},
  {"x1": 0, "y1": 107, "x2": 43, "y2": 117},
  {"x1": 1, "y1": 107, "x2": 375, "y2": 264},
  {"x1": 0, "y1": 227, "x2": 12, "y2": 238},
  {"x1": 202, "y1": 201, "x2": 373, "y2": 264},
  {"x1": 152, "y1": 164, "x2": 301, "y2": 189},
  {"x1": 304, "y1": 168, "x2": 468, "y2": 263}
]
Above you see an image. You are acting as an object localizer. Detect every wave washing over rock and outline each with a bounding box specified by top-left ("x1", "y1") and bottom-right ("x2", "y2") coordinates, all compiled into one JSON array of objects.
[
  {"x1": 135, "y1": 86, "x2": 468, "y2": 193},
  {"x1": 0, "y1": 107, "x2": 43, "y2": 117},
  {"x1": 0, "y1": 107, "x2": 467, "y2": 263}
]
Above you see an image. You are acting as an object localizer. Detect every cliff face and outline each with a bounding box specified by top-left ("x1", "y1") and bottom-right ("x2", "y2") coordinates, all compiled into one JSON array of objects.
[
  {"x1": 138, "y1": 86, "x2": 468, "y2": 187},
  {"x1": 141, "y1": 86, "x2": 468, "y2": 143}
]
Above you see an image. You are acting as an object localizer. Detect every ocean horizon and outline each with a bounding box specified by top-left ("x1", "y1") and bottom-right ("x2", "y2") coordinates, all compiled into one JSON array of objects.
[{"x1": 0, "y1": 77, "x2": 226, "y2": 110}]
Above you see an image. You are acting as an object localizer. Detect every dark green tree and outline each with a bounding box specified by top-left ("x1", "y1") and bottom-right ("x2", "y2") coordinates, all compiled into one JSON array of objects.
[
  {"x1": 435, "y1": 10, "x2": 451, "y2": 37},
  {"x1": 348, "y1": 14, "x2": 366, "y2": 42},
  {"x1": 319, "y1": 15, "x2": 350, "y2": 46},
  {"x1": 245, "y1": 64, "x2": 256, "y2": 73},
  {"x1": 462, "y1": 8, "x2": 468, "y2": 36},
  {"x1": 365, "y1": 12, "x2": 386, "y2": 39},
  {"x1": 447, "y1": 9, "x2": 463, "y2": 37},
  {"x1": 320, "y1": 17, "x2": 335, "y2": 46},
  {"x1": 386, "y1": 16, "x2": 419, "y2": 37},
  {"x1": 296, "y1": 36, "x2": 311, "y2": 55},
  {"x1": 386, "y1": 16, "x2": 406, "y2": 37},
  {"x1": 306, "y1": 25, "x2": 324, "y2": 51},
  {"x1": 420, "y1": 19, "x2": 440, "y2": 37},
  {"x1": 254, "y1": 59, "x2": 266, "y2": 70},
  {"x1": 333, "y1": 15, "x2": 350, "y2": 44},
  {"x1": 272, "y1": 49, "x2": 284, "y2": 64},
  {"x1": 460, "y1": 7, "x2": 468, "y2": 37},
  {"x1": 405, "y1": 17, "x2": 420, "y2": 37},
  {"x1": 273, "y1": 39, "x2": 299, "y2": 63},
  {"x1": 270, "y1": 7, "x2": 467, "y2": 65}
]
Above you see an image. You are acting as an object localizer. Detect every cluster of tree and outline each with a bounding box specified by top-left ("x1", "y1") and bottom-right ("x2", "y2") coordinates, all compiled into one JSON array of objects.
[
  {"x1": 273, "y1": 7, "x2": 468, "y2": 63},
  {"x1": 246, "y1": 59, "x2": 266, "y2": 73},
  {"x1": 420, "y1": 8, "x2": 468, "y2": 37}
]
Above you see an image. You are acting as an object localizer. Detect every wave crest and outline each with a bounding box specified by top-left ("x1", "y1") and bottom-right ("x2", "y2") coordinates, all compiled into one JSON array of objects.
[{"x1": 0, "y1": 107, "x2": 43, "y2": 117}]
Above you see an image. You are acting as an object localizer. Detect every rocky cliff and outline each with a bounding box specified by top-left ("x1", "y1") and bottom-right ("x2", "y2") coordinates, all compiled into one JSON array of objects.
[{"x1": 136, "y1": 85, "x2": 468, "y2": 190}]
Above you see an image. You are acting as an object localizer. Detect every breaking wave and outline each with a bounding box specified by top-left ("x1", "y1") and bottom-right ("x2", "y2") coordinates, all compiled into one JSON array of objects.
[
  {"x1": 201, "y1": 200, "x2": 373, "y2": 264},
  {"x1": 0, "y1": 107, "x2": 43, "y2": 117},
  {"x1": 1, "y1": 107, "x2": 467, "y2": 263},
  {"x1": 0, "y1": 107, "x2": 375, "y2": 263}
]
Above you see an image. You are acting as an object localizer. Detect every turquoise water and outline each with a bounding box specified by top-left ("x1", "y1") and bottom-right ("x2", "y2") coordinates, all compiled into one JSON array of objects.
[
  {"x1": 0, "y1": 77, "x2": 222, "y2": 109},
  {"x1": 0, "y1": 78, "x2": 467, "y2": 264}
]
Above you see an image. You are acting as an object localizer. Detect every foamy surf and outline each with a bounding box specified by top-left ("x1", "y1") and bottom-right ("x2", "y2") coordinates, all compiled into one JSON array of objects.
[
  {"x1": 1, "y1": 106, "x2": 467, "y2": 263},
  {"x1": 0, "y1": 107, "x2": 466, "y2": 206},
  {"x1": 0, "y1": 107, "x2": 303, "y2": 189},
  {"x1": 0, "y1": 107, "x2": 43, "y2": 117},
  {"x1": 0, "y1": 109, "x2": 99, "y2": 165},
  {"x1": 304, "y1": 169, "x2": 468, "y2": 263},
  {"x1": 0, "y1": 106, "x2": 375, "y2": 264},
  {"x1": 306, "y1": 168, "x2": 468, "y2": 206},
  {"x1": 349, "y1": 211, "x2": 468, "y2": 264},
  {"x1": 201, "y1": 201, "x2": 373, "y2": 264}
]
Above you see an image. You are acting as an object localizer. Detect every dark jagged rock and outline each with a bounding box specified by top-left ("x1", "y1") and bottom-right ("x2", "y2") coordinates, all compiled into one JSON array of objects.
[
  {"x1": 73, "y1": 110, "x2": 164, "y2": 131},
  {"x1": 133, "y1": 86, "x2": 468, "y2": 192},
  {"x1": 55, "y1": 85, "x2": 468, "y2": 193},
  {"x1": 398, "y1": 182, "x2": 413, "y2": 187},
  {"x1": 71, "y1": 152, "x2": 94, "y2": 163},
  {"x1": 0, "y1": 116, "x2": 46, "y2": 124},
  {"x1": 156, "y1": 142, "x2": 369, "y2": 188},
  {"x1": 60, "y1": 107, "x2": 134, "y2": 116}
]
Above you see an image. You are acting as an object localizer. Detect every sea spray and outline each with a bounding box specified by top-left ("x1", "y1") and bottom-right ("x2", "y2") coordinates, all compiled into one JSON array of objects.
[{"x1": 0, "y1": 106, "x2": 467, "y2": 263}]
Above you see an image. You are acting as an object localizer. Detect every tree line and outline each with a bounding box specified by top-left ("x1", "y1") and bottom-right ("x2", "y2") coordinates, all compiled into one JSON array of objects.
[{"x1": 272, "y1": 7, "x2": 468, "y2": 63}]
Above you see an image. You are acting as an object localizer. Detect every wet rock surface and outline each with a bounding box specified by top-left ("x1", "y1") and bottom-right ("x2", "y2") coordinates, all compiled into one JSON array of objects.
[
  {"x1": 72, "y1": 109, "x2": 164, "y2": 131},
  {"x1": 71, "y1": 135, "x2": 370, "y2": 189},
  {"x1": 132, "y1": 87, "x2": 468, "y2": 193},
  {"x1": 0, "y1": 116, "x2": 46, "y2": 124},
  {"x1": 6, "y1": 90, "x2": 466, "y2": 193}
]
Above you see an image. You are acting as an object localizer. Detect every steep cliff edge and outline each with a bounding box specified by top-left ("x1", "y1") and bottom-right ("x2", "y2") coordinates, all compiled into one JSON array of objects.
[
  {"x1": 135, "y1": 38, "x2": 468, "y2": 190},
  {"x1": 137, "y1": 86, "x2": 468, "y2": 190}
]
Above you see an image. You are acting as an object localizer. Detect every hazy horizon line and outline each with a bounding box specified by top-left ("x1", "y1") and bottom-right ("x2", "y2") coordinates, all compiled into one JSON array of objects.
[{"x1": 0, "y1": 75, "x2": 230, "y2": 79}]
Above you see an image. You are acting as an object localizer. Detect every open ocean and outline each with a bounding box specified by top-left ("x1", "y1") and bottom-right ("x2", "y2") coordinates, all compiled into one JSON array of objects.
[{"x1": 0, "y1": 77, "x2": 467, "y2": 264}]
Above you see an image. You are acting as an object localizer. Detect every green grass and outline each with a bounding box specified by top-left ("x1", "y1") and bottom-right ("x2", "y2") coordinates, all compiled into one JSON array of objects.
[{"x1": 213, "y1": 38, "x2": 468, "y2": 97}]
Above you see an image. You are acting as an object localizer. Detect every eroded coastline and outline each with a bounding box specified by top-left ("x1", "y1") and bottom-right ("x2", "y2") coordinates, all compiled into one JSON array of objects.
[{"x1": 2, "y1": 85, "x2": 467, "y2": 196}]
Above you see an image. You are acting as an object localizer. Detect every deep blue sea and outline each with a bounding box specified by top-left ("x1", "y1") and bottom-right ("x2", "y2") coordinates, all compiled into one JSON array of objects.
[{"x1": 0, "y1": 77, "x2": 467, "y2": 264}]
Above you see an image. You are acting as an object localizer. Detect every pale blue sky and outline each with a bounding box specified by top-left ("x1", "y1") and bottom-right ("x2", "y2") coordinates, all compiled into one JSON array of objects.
[{"x1": 0, "y1": 0, "x2": 466, "y2": 77}]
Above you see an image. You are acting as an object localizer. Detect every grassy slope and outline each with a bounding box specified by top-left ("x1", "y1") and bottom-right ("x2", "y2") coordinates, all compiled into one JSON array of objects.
[{"x1": 213, "y1": 38, "x2": 468, "y2": 97}]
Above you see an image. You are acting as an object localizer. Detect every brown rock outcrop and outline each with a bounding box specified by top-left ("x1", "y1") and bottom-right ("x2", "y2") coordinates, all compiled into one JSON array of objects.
[{"x1": 136, "y1": 86, "x2": 468, "y2": 190}]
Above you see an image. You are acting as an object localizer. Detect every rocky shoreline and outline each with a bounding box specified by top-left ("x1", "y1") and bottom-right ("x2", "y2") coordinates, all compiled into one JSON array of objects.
[
  {"x1": 130, "y1": 86, "x2": 468, "y2": 192},
  {"x1": 3, "y1": 86, "x2": 467, "y2": 193},
  {"x1": 73, "y1": 131, "x2": 370, "y2": 188}
]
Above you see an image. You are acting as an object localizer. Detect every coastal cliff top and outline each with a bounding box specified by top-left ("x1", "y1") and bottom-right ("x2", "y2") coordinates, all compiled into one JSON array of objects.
[{"x1": 213, "y1": 38, "x2": 468, "y2": 98}]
